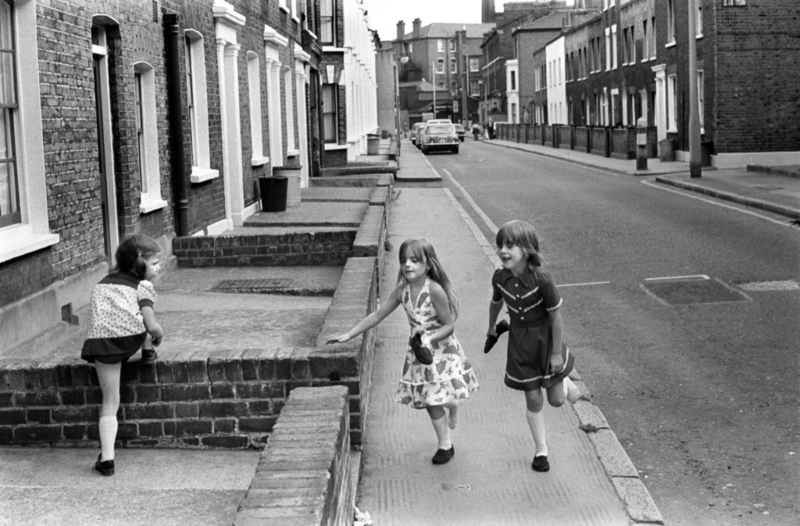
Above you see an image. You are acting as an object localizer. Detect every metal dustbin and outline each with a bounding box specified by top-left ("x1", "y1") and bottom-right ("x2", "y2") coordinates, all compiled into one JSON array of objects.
[
  {"x1": 659, "y1": 138, "x2": 676, "y2": 162},
  {"x1": 367, "y1": 133, "x2": 380, "y2": 155},
  {"x1": 259, "y1": 176, "x2": 288, "y2": 212}
]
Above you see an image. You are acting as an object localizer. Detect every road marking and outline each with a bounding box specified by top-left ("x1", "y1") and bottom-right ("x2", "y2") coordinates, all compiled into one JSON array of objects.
[
  {"x1": 559, "y1": 281, "x2": 611, "y2": 288},
  {"x1": 641, "y1": 179, "x2": 795, "y2": 228},
  {"x1": 644, "y1": 274, "x2": 710, "y2": 281},
  {"x1": 736, "y1": 280, "x2": 799, "y2": 291},
  {"x1": 442, "y1": 168, "x2": 499, "y2": 234}
]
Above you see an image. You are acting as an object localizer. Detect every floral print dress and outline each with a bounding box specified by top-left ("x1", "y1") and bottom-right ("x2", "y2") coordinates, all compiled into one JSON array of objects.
[{"x1": 396, "y1": 278, "x2": 479, "y2": 409}]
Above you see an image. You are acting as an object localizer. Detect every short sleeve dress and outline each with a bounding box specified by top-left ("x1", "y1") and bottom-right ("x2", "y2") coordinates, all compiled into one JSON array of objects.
[
  {"x1": 81, "y1": 271, "x2": 157, "y2": 364},
  {"x1": 491, "y1": 267, "x2": 574, "y2": 391},
  {"x1": 396, "y1": 278, "x2": 479, "y2": 409}
]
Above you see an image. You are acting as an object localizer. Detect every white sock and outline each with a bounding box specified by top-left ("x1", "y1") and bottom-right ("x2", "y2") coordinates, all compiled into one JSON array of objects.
[
  {"x1": 563, "y1": 376, "x2": 581, "y2": 403},
  {"x1": 99, "y1": 415, "x2": 118, "y2": 461},
  {"x1": 526, "y1": 409, "x2": 548, "y2": 458},
  {"x1": 431, "y1": 415, "x2": 452, "y2": 451}
]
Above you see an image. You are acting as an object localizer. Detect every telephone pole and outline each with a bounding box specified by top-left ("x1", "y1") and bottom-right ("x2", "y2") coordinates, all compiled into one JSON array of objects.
[{"x1": 688, "y1": 0, "x2": 701, "y2": 178}]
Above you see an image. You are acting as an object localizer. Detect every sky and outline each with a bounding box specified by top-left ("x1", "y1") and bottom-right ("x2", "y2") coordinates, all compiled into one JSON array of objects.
[{"x1": 363, "y1": 0, "x2": 576, "y2": 42}]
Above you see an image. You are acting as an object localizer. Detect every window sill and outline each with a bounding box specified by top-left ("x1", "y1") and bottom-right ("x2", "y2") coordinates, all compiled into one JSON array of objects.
[
  {"x1": 324, "y1": 143, "x2": 348, "y2": 151},
  {"x1": 140, "y1": 195, "x2": 169, "y2": 214},
  {"x1": 0, "y1": 226, "x2": 60, "y2": 264},
  {"x1": 190, "y1": 166, "x2": 220, "y2": 184},
  {"x1": 665, "y1": 41, "x2": 676, "y2": 49},
  {"x1": 292, "y1": 16, "x2": 300, "y2": 24},
  {"x1": 280, "y1": 6, "x2": 289, "y2": 14},
  {"x1": 322, "y1": 46, "x2": 346, "y2": 53},
  {"x1": 696, "y1": 34, "x2": 704, "y2": 40},
  {"x1": 251, "y1": 156, "x2": 270, "y2": 168},
  {"x1": 287, "y1": 149, "x2": 300, "y2": 157}
]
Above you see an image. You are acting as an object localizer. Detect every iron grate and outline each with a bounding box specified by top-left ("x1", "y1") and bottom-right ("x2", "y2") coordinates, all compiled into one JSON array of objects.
[
  {"x1": 211, "y1": 279, "x2": 293, "y2": 293},
  {"x1": 642, "y1": 278, "x2": 750, "y2": 306}
]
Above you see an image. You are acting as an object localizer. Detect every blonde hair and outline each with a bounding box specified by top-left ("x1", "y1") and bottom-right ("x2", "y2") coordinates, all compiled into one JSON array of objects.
[
  {"x1": 496, "y1": 220, "x2": 544, "y2": 272},
  {"x1": 397, "y1": 238, "x2": 459, "y2": 319}
]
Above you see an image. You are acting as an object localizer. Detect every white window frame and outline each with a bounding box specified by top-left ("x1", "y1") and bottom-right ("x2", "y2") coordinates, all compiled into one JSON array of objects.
[
  {"x1": 185, "y1": 29, "x2": 217, "y2": 183},
  {"x1": 450, "y1": 58, "x2": 457, "y2": 74},
  {"x1": 642, "y1": 20, "x2": 648, "y2": 63},
  {"x1": 279, "y1": 0, "x2": 288, "y2": 14},
  {"x1": 650, "y1": 17, "x2": 656, "y2": 58},
  {"x1": 284, "y1": 66, "x2": 297, "y2": 155},
  {"x1": 611, "y1": 24, "x2": 618, "y2": 69},
  {"x1": 247, "y1": 52, "x2": 268, "y2": 167},
  {"x1": 449, "y1": 40, "x2": 455, "y2": 52},
  {"x1": 436, "y1": 58, "x2": 444, "y2": 74},
  {"x1": 0, "y1": 0, "x2": 59, "y2": 263},
  {"x1": 629, "y1": 26, "x2": 635, "y2": 64},
  {"x1": 469, "y1": 57, "x2": 479, "y2": 72},
  {"x1": 437, "y1": 39, "x2": 444, "y2": 53},
  {"x1": 667, "y1": 0, "x2": 676, "y2": 46},
  {"x1": 133, "y1": 62, "x2": 166, "y2": 214},
  {"x1": 667, "y1": 74, "x2": 678, "y2": 132},
  {"x1": 696, "y1": 2, "x2": 703, "y2": 38},
  {"x1": 290, "y1": 0, "x2": 300, "y2": 23},
  {"x1": 605, "y1": 27, "x2": 611, "y2": 71}
]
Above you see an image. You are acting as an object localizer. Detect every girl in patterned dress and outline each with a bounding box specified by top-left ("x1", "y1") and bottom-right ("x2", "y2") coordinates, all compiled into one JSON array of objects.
[
  {"x1": 81, "y1": 234, "x2": 164, "y2": 476},
  {"x1": 485, "y1": 220, "x2": 581, "y2": 473},
  {"x1": 328, "y1": 238, "x2": 478, "y2": 465}
]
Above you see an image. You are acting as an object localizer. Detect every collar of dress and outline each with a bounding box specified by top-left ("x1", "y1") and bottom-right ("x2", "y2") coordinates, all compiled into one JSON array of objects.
[{"x1": 497, "y1": 267, "x2": 537, "y2": 289}]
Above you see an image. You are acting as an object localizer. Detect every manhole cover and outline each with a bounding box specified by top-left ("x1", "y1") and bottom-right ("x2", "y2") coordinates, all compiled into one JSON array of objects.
[
  {"x1": 642, "y1": 278, "x2": 750, "y2": 305},
  {"x1": 211, "y1": 279, "x2": 293, "y2": 293},
  {"x1": 442, "y1": 483, "x2": 472, "y2": 492}
]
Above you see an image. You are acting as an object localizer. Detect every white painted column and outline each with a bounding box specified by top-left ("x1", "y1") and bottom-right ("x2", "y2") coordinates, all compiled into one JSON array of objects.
[
  {"x1": 223, "y1": 42, "x2": 245, "y2": 226},
  {"x1": 295, "y1": 65, "x2": 309, "y2": 187},
  {"x1": 652, "y1": 64, "x2": 667, "y2": 144},
  {"x1": 216, "y1": 38, "x2": 234, "y2": 231}
]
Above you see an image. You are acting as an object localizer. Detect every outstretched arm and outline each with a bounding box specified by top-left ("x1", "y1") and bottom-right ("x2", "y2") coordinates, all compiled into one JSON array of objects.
[
  {"x1": 326, "y1": 286, "x2": 402, "y2": 344},
  {"x1": 141, "y1": 306, "x2": 164, "y2": 346}
]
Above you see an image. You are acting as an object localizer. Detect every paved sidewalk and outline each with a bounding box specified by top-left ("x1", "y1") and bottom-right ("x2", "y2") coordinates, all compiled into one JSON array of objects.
[
  {"x1": 486, "y1": 138, "x2": 800, "y2": 220},
  {"x1": 357, "y1": 143, "x2": 660, "y2": 525}
]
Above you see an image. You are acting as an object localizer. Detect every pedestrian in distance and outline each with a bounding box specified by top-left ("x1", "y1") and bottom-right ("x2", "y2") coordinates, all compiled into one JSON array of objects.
[
  {"x1": 484, "y1": 220, "x2": 582, "y2": 473},
  {"x1": 487, "y1": 118, "x2": 494, "y2": 140},
  {"x1": 327, "y1": 238, "x2": 479, "y2": 465},
  {"x1": 471, "y1": 122, "x2": 481, "y2": 141},
  {"x1": 81, "y1": 234, "x2": 164, "y2": 476}
]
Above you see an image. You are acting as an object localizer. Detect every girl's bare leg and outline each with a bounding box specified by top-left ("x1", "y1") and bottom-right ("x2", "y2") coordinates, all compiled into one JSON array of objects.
[{"x1": 95, "y1": 361, "x2": 121, "y2": 461}]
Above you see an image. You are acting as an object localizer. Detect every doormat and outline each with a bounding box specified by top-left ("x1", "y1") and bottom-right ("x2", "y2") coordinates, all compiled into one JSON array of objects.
[{"x1": 211, "y1": 279, "x2": 293, "y2": 293}]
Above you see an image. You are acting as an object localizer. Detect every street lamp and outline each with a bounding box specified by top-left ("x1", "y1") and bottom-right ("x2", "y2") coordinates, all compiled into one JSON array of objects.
[
  {"x1": 477, "y1": 79, "x2": 485, "y2": 125},
  {"x1": 431, "y1": 62, "x2": 437, "y2": 119}
]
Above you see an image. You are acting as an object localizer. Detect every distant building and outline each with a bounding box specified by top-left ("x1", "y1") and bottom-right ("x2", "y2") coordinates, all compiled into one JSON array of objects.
[{"x1": 392, "y1": 18, "x2": 495, "y2": 126}]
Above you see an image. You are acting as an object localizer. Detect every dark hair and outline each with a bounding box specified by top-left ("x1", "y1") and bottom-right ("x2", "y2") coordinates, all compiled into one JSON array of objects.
[
  {"x1": 496, "y1": 220, "x2": 544, "y2": 272},
  {"x1": 396, "y1": 238, "x2": 459, "y2": 319},
  {"x1": 115, "y1": 234, "x2": 161, "y2": 280}
]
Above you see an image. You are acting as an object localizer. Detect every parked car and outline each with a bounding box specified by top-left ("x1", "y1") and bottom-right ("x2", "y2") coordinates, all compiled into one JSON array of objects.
[
  {"x1": 419, "y1": 123, "x2": 459, "y2": 155},
  {"x1": 409, "y1": 123, "x2": 426, "y2": 146},
  {"x1": 426, "y1": 119, "x2": 452, "y2": 125},
  {"x1": 454, "y1": 123, "x2": 466, "y2": 142}
]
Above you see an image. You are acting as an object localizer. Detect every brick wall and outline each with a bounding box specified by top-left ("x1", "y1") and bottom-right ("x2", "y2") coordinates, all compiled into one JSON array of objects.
[
  {"x1": 0, "y1": 256, "x2": 380, "y2": 448},
  {"x1": 172, "y1": 231, "x2": 357, "y2": 267}
]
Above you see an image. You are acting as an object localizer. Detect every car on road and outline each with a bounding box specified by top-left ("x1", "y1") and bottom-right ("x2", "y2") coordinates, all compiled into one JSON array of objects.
[
  {"x1": 409, "y1": 122, "x2": 426, "y2": 146},
  {"x1": 454, "y1": 123, "x2": 466, "y2": 142},
  {"x1": 419, "y1": 123, "x2": 459, "y2": 155}
]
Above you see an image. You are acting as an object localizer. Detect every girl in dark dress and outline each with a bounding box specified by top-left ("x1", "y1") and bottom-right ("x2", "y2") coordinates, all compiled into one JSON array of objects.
[{"x1": 486, "y1": 220, "x2": 581, "y2": 472}]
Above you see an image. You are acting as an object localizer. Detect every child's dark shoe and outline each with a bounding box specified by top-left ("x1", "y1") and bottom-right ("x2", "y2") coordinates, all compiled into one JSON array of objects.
[
  {"x1": 484, "y1": 320, "x2": 510, "y2": 353},
  {"x1": 95, "y1": 454, "x2": 115, "y2": 476},
  {"x1": 140, "y1": 347, "x2": 158, "y2": 364},
  {"x1": 432, "y1": 445, "x2": 455, "y2": 465},
  {"x1": 531, "y1": 455, "x2": 549, "y2": 472}
]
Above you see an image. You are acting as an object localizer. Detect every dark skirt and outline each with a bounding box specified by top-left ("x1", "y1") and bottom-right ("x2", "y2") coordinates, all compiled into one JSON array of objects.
[
  {"x1": 82, "y1": 332, "x2": 146, "y2": 364},
  {"x1": 503, "y1": 319, "x2": 575, "y2": 392}
]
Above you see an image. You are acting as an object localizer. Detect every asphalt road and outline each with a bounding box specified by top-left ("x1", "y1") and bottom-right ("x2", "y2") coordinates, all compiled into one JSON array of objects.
[{"x1": 419, "y1": 139, "x2": 800, "y2": 526}]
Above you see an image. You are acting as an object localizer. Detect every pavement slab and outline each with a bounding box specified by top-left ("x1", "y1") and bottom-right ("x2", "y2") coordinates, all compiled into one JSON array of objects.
[
  {"x1": 357, "y1": 186, "x2": 631, "y2": 526},
  {"x1": 0, "y1": 447, "x2": 260, "y2": 526}
]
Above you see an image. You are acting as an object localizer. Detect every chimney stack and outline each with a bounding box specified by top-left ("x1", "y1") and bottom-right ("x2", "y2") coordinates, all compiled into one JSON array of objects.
[
  {"x1": 413, "y1": 18, "x2": 421, "y2": 39},
  {"x1": 397, "y1": 20, "x2": 406, "y2": 41}
]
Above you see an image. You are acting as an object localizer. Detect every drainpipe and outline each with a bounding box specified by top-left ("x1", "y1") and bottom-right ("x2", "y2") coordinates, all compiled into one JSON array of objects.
[{"x1": 163, "y1": 13, "x2": 189, "y2": 236}]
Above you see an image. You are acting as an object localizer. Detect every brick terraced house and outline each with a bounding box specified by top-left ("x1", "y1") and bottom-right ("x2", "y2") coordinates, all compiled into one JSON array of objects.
[
  {"x1": 0, "y1": 0, "x2": 378, "y2": 354},
  {"x1": 506, "y1": 0, "x2": 799, "y2": 166}
]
